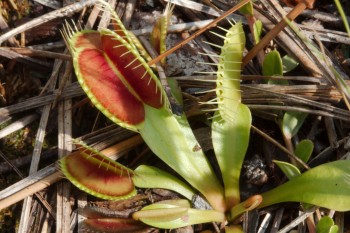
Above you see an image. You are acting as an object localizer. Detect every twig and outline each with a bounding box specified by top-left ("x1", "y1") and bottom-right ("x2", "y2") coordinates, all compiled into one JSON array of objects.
[
  {"x1": 165, "y1": 0, "x2": 221, "y2": 17},
  {"x1": 56, "y1": 60, "x2": 73, "y2": 233},
  {"x1": 0, "y1": 114, "x2": 38, "y2": 139},
  {"x1": 1, "y1": 47, "x2": 71, "y2": 60},
  {"x1": 0, "y1": 164, "x2": 58, "y2": 209},
  {"x1": 0, "y1": 150, "x2": 56, "y2": 220},
  {"x1": 243, "y1": 85, "x2": 350, "y2": 122},
  {"x1": 0, "y1": 0, "x2": 97, "y2": 45},
  {"x1": 0, "y1": 83, "x2": 83, "y2": 120},
  {"x1": 242, "y1": 0, "x2": 314, "y2": 67},
  {"x1": 251, "y1": 125, "x2": 310, "y2": 170},
  {"x1": 248, "y1": 105, "x2": 350, "y2": 122},
  {"x1": 277, "y1": 206, "x2": 318, "y2": 233},
  {"x1": 0, "y1": 47, "x2": 53, "y2": 67},
  {"x1": 148, "y1": 0, "x2": 250, "y2": 66},
  {"x1": 122, "y1": 0, "x2": 137, "y2": 28},
  {"x1": 18, "y1": 57, "x2": 62, "y2": 232}
]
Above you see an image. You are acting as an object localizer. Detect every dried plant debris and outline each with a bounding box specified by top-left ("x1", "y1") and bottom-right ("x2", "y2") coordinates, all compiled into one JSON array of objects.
[{"x1": 0, "y1": 0, "x2": 350, "y2": 232}]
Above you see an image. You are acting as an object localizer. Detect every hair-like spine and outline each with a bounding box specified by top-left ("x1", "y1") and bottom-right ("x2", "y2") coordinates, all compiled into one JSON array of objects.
[{"x1": 215, "y1": 21, "x2": 245, "y2": 122}]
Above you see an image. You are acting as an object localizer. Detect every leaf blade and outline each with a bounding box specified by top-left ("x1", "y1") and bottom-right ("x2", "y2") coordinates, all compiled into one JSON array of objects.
[{"x1": 259, "y1": 160, "x2": 350, "y2": 211}]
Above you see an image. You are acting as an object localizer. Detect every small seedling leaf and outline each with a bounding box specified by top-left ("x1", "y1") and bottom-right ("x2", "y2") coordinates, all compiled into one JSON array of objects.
[
  {"x1": 239, "y1": 0, "x2": 253, "y2": 15},
  {"x1": 225, "y1": 225, "x2": 244, "y2": 233},
  {"x1": 316, "y1": 216, "x2": 339, "y2": 233},
  {"x1": 282, "y1": 54, "x2": 299, "y2": 73},
  {"x1": 274, "y1": 160, "x2": 301, "y2": 180},
  {"x1": 294, "y1": 139, "x2": 314, "y2": 165},
  {"x1": 253, "y1": 20, "x2": 263, "y2": 44},
  {"x1": 263, "y1": 50, "x2": 283, "y2": 77},
  {"x1": 282, "y1": 111, "x2": 308, "y2": 139}
]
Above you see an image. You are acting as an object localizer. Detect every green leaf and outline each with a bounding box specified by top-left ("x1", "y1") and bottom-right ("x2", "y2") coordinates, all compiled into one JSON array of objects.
[
  {"x1": 141, "y1": 105, "x2": 225, "y2": 212},
  {"x1": 316, "y1": 216, "x2": 339, "y2": 233},
  {"x1": 253, "y1": 20, "x2": 263, "y2": 44},
  {"x1": 334, "y1": 0, "x2": 350, "y2": 38},
  {"x1": 328, "y1": 226, "x2": 340, "y2": 233},
  {"x1": 263, "y1": 50, "x2": 283, "y2": 77},
  {"x1": 212, "y1": 103, "x2": 251, "y2": 208},
  {"x1": 274, "y1": 160, "x2": 301, "y2": 180},
  {"x1": 282, "y1": 111, "x2": 308, "y2": 139},
  {"x1": 133, "y1": 165, "x2": 195, "y2": 200},
  {"x1": 282, "y1": 54, "x2": 299, "y2": 73},
  {"x1": 258, "y1": 160, "x2": 350, "y2": 211},
  {"x1": 216, "y1": 22, "x2": 245, "y2": 107},
  {"x1": 132, "y1": 200, "x2": 226, "y2": 229},
  {"x1": 294, "y1": 139, "x2": 314, "y2": 164},
  {"x1": 167, "y1": 77, "x2": 183, "y2": 105},
  {"x1": 212, "y1": 22, "x2": 249, "y2": 209},
  {"x1": 239, "y1": 0, "x2": 253, "y2": 15}
]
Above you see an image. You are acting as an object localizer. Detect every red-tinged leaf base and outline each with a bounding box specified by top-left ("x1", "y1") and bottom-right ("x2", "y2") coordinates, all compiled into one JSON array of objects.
[
  {"x1": 60, "y1": 147, "x2": 136, "y2": 200},
  {"x1": 81, "y1": 218, "x2": 149, "y2": 233}
]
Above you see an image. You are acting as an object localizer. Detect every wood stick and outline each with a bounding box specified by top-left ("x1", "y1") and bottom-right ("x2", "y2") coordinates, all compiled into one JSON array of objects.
[
  {"x1": 147, "y1": 0, "x2": 250, "y2": 66},
  {"x1": 242, "y1": 0, "x2": 313, "y2": 67}
]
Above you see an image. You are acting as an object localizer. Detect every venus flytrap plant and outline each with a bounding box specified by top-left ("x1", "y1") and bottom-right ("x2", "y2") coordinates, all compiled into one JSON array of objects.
[
  {"x1": 150, "y1": 3, "x2": 174, "y2": 66},
  {"x1": 238, "y1": 0, "x2": 264, "y2": 64},
  {"x1": 211, "y1": 21, "x2": 252, "y2": 209},
  {"x1": 81, "y1": 218, "x2": 148, "y2": 233},
  {"x1": 62, "y1": 0, "x2": 225, "y2": 212},
  {"x1": 132, "y1": 199, "x2": 226, "y2": 229},
  {"x1": 61, "y1": 143, "x2": 136, "y2": 200},
  {"x1": 133, "y1": 165, "x2": 196, "y2": 201},
  {"x1": 258, "y1": 160, "x2": 350, "y2": 211},
  {"x1": 60, "y1": 1, "x2": 350, "y2": 231}
]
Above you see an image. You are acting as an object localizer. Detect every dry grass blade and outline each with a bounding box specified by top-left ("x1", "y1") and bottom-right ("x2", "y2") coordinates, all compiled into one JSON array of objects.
[
  {"x1": 1, "y1": 47, "x2": 71, "y2": 60},
  {"x1": 0, "y1": 150, "x2": 56, "y2": 220},
  {"x1": 278, "y1": 206, "x2": 318, "y2": 233},
  {"x1": 0, "y1": 82, "x2": 83, "y2": 120},
  {"x1": 56, "y1": 60, "x2": 73, "y2": 232},
  {"x1": 165, "y1": 0, "x2": 221, "y2": 17},
  {"x1": 18, "y1": 56, "x2": 62, "y2": 233}
]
